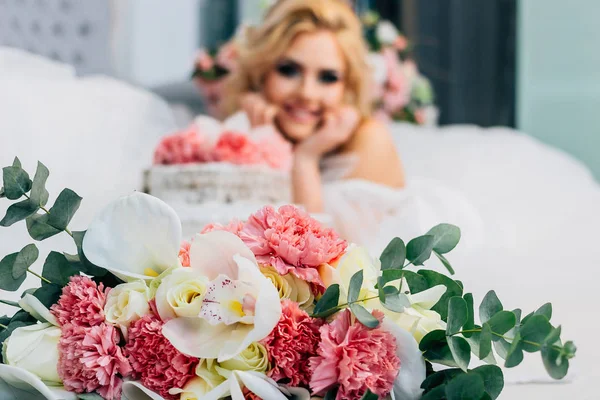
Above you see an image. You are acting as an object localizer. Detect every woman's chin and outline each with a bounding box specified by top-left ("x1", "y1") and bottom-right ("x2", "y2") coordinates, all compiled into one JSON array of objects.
[{"x1": 277, "y1": 119, "x2": 317, "y2": 143}]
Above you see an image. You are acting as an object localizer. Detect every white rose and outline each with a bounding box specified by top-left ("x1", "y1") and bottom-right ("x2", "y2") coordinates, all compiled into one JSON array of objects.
[
  {"x1": 260, "y1": 266, "x2": 314, "y2": 311},
  {"x1": 104, "y1": 280, "x2": 150, "y2": 335},
  {"x1": 169, "y1": 359, "x2": 225, "y2": 399},
  {"x1": 2, "y1": 323, "x2": 61, "y2": 383},
  {"x1": 377, "y1": 20, "x2": 400, "y2": 45},
  {"x1": 368, "y1": 52, "x2": 388, "y2": 86},
  {"x1": 155, "y1": 268, "x2": 209, "y2": 320}
]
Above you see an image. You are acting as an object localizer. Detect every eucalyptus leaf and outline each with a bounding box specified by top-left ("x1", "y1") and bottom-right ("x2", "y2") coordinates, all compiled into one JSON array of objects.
[
  {"x1": 471, "y1": 365, "x2": 504, "y2": 399},
  {"x1": 379, "y1": 269, "x2": 404, "y2": 287},
  {"x1": 448, "y1": 336, "x2": 471, "y2": 371},
  {"x1": 519, "y1": 315, "x2": 552, "y2": 353},
  {"x1": 26, "y1": 213, "x2": 61, "y2": 241},
  {"x1": 350, "y1": 304, "x2": 379, "y2": 328},
  {"x1": 466, "y1": 329, "x2": 497, "y2": 365},
  {"x1": 0, "y1": 199, "x2": 38, "y2": 227},
  {"x1": 29, "y1": 162, "x2": 49, "y2": 207},
  {"x1": 420, "y1": 331, "x2": 459, "y2": 368},
  {"x1": 72, "y1": 231, "x2": 107, "y2": 276},
  {"x1": 47, "y1": 188, "x2": 82, "y2": 230},
  {"x1": 486, "y1": 311, "x2": 516, "y2": 338},
  {"x1": 381, "y1": 291, "x2": 410, "y2": 313},
  {"x1": 42, "y1": 251, "x2": 79, "y2": 286},
  {"x1": 32, "y1": 284, "x2": 62, "y2": 309},
  {"x1": 0, "y1": 321, "x2": 29, "y2": 344},
  {"x1": 379, "y1": 237, "x2": 406, "y2": 270},
  {"x1": 463, "y1": 293, "x2": 475, "y2": 337},
  {"x1": 478, "y1": 324, "x2": 493, "y2": 359},
  {"x1": 406, "y1": 235, "x2": 435, "y2": 266},
  {"x1": 12, "y1": 157, "x2": 21, "y2": 168},
  {"x1": 402, "y1": 270, "x2": 429, "y2": 294},
  {"x1": 480, "y1": 291, "x2": 503, "y2": 324},
  {"x1": 9, "y1": 309, "x2": 36, "y2": 325},
  {"x1": 0, "y1": 299, "x2": 19, "y2": 308},
  {"x1": 504, "y1": 333, "x2": 524, "y2": 368},
  {"x1": 348, "y1": 270, "x2": 364, "y2": 303},
  {"x1": 2, "y1": 166, "x2": 32, "y2": 200},
  {"x1": 11, "y1": 244, "x2": 39, "y2": 280},
  {"x1": 360, "y1": 389, "x2": 378, "y2": 400},
  {"x1": 544, "y1": 326, "x2": 562, "y2": 346},
  {"x1": 563, "y1": 341, "x2": 577, "y2": 357},
  {"x1": 541, "y1": 345, "x2": 569, "y2": 380},
  {"x1": 426, "y1": 223, "x2": 461, "y2": 254},
  {"x1": 420, "y1": 368, "x2": 463, "y2": 392},
  {"x1": 446, "y1": 296, "x2": 468, "y2": 335},
  {"x1": 313, "y1": 284, "x2": 340, "y2": 318},
  {"x1": 0, "y1": 186, "x2": 4, "y2": 198},
  {"x1": 445, "y1": 373, "x2": 485, "y2": 400},
  {"x1": 421, "y1": 385, "x2": 447, "y2": 400},
  {"x1": 0, "y1": 254, "x2": 25, "y2": 292},
  {"x1": 324, "y1": 388, "x2": 339, "y2": 400},
  {"x1": 535, "y1": 303, "x2": 552, "y2": 320},
  {"x1": 434, "y1": 251, "x2": 455, "y2": 275},
  {"x1": 418, "y1": 270, "x2": 463, "y2": 320}
]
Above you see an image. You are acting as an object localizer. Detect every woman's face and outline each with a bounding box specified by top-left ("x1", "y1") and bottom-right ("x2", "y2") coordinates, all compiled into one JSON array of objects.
[{"x1": 263, "y1": 30, "x2": 347, "y2": 142}]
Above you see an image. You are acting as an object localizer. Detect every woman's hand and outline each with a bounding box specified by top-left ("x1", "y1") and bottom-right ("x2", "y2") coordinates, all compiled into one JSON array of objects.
[
  {"x1": 294, "y1": 106, "x2": 360, "y2": 162},
  {"x1": 240, "y1": 93, "x2": 278, "y2": 128}
]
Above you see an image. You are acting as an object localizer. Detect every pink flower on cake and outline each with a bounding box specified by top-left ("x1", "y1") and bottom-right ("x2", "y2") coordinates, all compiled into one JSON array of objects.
[
  {"x1": 51, "y1": 275, "x2": 109, "y2": 327},
  {"x1": 253, "y1": 126, "x2": 293, "y2": 171},
  {"x1": 178, "y1": 241, "x2": 191, "y2": 267},
  {"x1": 213, "y1": 131, "x2": 262, "y2": 165},
  {"x1": 200, "y1": 218, "x2": 245, "y2": 235},
  {"x1": 261, "y1": 299, "x2": 323, "y2": 387},
  {"x1": 309, "y1": 309, "x2": 400, "y2": 400},
  {"x1": 57, "y1": 323, "x2": 131, "y2": 400},
  {"x1": 153, "y1": 126, "x2": 207, "y2": 165},
  {"x1": 125, "y1": 313, "x2": 199, "y2": 400},
  {"x1": 239, "y1": 205, "x2": 347, "y2": 291}
]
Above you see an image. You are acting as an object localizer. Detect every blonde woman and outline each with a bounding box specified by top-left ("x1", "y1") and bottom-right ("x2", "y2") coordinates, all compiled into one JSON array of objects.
[{"x1": 227, "y1": 0, "x2": 483, "y2": 254}]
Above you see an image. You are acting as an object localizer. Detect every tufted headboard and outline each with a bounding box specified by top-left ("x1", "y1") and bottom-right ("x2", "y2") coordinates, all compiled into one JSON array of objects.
[{"x1": 0, "y1": 0, "x2": 112, "y2": 75}]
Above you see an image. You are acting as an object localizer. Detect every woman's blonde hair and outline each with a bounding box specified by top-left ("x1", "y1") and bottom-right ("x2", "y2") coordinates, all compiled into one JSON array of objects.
[{"x1": 225, "y1": 0, "x2": 372, "y2": 118}]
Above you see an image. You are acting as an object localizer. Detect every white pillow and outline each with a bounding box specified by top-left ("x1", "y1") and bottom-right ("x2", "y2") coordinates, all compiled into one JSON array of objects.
[{"x1": 0, "y1": 47, "x2": 76, "y2": 79}]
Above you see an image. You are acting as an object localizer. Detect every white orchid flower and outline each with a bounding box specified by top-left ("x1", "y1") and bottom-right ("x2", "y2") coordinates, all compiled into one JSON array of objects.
[
  {"x1": 83, "y1": 192, "x2": 182, "y2": 281},
  {"x1": 0, "y1": 364, "x2": 76, "y2": 400}
]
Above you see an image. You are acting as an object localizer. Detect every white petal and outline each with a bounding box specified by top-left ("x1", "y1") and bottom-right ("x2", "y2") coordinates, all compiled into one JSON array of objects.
[
  {"x1": 200, "y1": 275, "x2": 254, "y2": 326},
  {"x1": 83, "y1": 192, "x2": 182, "y2": 281},
  {"x1": 189, "y1": 231, "x2": 256, "y2": 280},
  {"x1": 0, "y1": 364, "x2": 76, "y2": 400},
  {"x1": 383, "y1": 321, "x2": 426, "y2": 400},
  {"x1": 236, "y1": 371, "x2": 288, "y2": 400},
  {"x1": 122, "y1": 380, "x2": 166, "y2": 400},
  {"x1": 194, "y1": 115, "x2": 223, "y2": 144},
  {"x1": 410, "y1": 285, "x2": 446, "y2": 309},
  {"x1": 162, "y1": 317, "x2": 231, "y2": 359},
  {"x1": 18, "y1": 294, "x2": 58, "y2": 326},
  {"x1": 198, "y1": 377, "x2": 235, "y2": 400},
  {"x1": 223, "y1": 112, "x2": 251, "y2": 133}
]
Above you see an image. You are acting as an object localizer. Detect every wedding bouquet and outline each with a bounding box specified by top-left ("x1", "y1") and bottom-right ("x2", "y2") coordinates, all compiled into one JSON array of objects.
[
  {"x1": 0, "y1": 159, "x2": 575, "y2": 399},
  {"x1": 362, "y1": 12, "x2": 438, "y2": 126}
]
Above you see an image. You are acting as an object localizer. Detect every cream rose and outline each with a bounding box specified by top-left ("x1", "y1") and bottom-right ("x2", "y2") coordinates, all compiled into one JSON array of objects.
[
  {"x1": 260, "y1": 265, "x2": 314, "y2": 311},
  {"x1": 104, "y1": 280, "x2": 150, "y2": 335},
  {"x1": 217, "y1": 342, "x2": 270, "y2": 375},
  {"x1": 169, "y1": 359, "x2": 225, "y2": 399},
  {"x1": 155, "y1": 268, "x2": 209, "y2": 320},
  {"x1": 2, "y1": 323, "x2": 61, "y2": 383}
]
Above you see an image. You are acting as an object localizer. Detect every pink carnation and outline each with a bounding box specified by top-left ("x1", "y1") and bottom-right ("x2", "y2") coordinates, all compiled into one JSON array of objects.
[
  {"x1": 200, "y1": 218, "x2": 245, "y2": 235},
  {"x1": 126, "y1": 313, "x2": 199, "y2": 399},
  {"x1": 178, "y1": 241, "x2": 191, "y2": 267},
  {"x1": 239, "y1": 205, "x2": 347, "y2": 291},
  {"x1": 153, "y1": 125, "x2": 208, "y2": 165},
  {"x1": 253, "y1": 127, "x2": 293, "y2": 171},
  {"x1": 57, "y1": 323, "x2": 131, "y2": 400},
  {"x1": 261, "y1": 300, "x2": 323, "y2": 387},
  {"x1": 212, "y1": 131, "x2": 263, "y2": 165},
  {"x1": 51, "y1": 275, "x2": 108, "y2": 327},
  {"x1": 310, "y1": 309, "x2": 400, "y2": 400}
]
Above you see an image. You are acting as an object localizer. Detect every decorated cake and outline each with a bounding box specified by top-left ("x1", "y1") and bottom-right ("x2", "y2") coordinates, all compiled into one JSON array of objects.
[{"x1": 144, "y1": 113, "x2": 293, "y2": 236}]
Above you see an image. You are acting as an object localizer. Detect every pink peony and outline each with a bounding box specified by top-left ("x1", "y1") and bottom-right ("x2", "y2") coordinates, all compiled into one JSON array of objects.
[
  {"x1": 253, "y1": 127, "x2": 293, "y2": 171},
  {"x1": 261, "y1": 300, "x2": 324, "y2": 387},
  {"x1": 126, "y1": 313, "x2": 199, "y2": 399},
  {"x1": 195, "y1": 49, "x2": 214, "y2": 71},
  {"x1": 201, "y1": 218, "x2": 245, "y2": 235},
  {"x1": 153, "y1": 125, "x2": 208, "y2": 165},
  {"x1": 178, "y1": 241, "x2": 191, "y2": 267},
  {"x1": 51, "y1": 275, "x2": 108, "y2": 327},
  {"x1": 309, "y1": 310, "x2": 400, "y2": 400},
  {"x1": 57, "y1": 323, "x2": 131, "y2": 400},
  {"x1": 239, "y1": 205, "x2": 347, "y2": 291},
  {"x1": 212, "y1": 131, "x2": 263, "y2": 165}
]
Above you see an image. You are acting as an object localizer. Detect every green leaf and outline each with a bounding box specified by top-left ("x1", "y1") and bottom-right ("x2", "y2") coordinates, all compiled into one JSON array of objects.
[
  {"x1": 486, "y1": 311, "x2": 516, "y2": 338},
  {"x1": 406, "y1": 235, "x2": 435, "y2": 265},
  {"x1": 466, "y1": 329, "x2": 497, "y2": 365},
  {"x1": 313, "y1": 284, "x2": 340, "y2": 318},
  {"x1": 402, "y1": 270, "x2": 429, "y2": 293},
  {"x1": 535, "y1": 303, "x2": 552, "y2": 320},
  {"x1": 0, "y1": 199, "x2": 38, "y2": 227},
  {"x1": 418, "y1": 270, "x2": 463, "y2": 320},
  {"x1": 32, "y1": 284, "x2": 62, "y2": 308},
  {"x1": 47, "y1": 188, "x2": 82, "y2": 230},
  {"x1": 421, "y1": 368, "x2": 463, "y2": 392},
  {"x1": 11, "y1": 244, "x2": 39, "y2": 280},
  {"x1": 520, "y1": 314, "x2": 552, "y2": 353},
  {"x1": 434, "y1": 250, "x2": 455, "y2": 275},
  {"x1": 541, "y1": 345, "x2": 569, "y2": 380},
  {"x1": 448, "y1": 336, "x2": 471, "y2": 371},
  {"x1": 29, "y1": 162, "x2": 50, "y2": 207},
  {"x1": 9, "y1": 309, "x2": 36, "y2": 325},
  {"x1": 348, "y1": 270, "x2": 363, "y2": 303},
  {"x1": 350, "y1": 304, "x2": 379, "y2": 328},
  {"x1": 12, "y1": 157, "x2": 22, "y2": 168},
  {"x1": 463, "y1": 293, "x2": 475, "y2": 337},
  {"x1": 379, "y1": 237, "x2": 406, "y2": 270},
  {"x1": 471, "y1": 365, "x2": 504, "y2": 399},
  {"x1": 76, "y1": 394, "x2": 105, "y2": 400},
  {"x1": 26, "y1": 213, "x2": 61, "y2": 240},
  {"x1": 421, "y1": 386, "x2": 447, "y2": 400},
  {"x1": 0, "y1": 186, "x2": 4, "y2": 198},
  {"x1": 0, "y1": 299, "x2": 20, "y2": 308},
  {"x1": 504, "y1": 333, "x2": 524, "y2": 368},
  {"x1": 478, "y1": 324, "x2": 493, "y2": 359},
  {"x1": 446, "y1": 297, "x2": 468, "y2": 335},
  {"x1": 0, "y1": 321, "x2": 29, "y2": 344},
  {"x1": 426, "y1": 223, "x2": 461, "y2": 254},
  {"x1": 563, "y1": 341, "x2": 577, "y2": 357},
  {"x1": 420, "y1": 331, "x2": 458, "y2": 368},
  {"x1": 42, "y1": 251, "x2": 79, "y2": 286},
  {"x1": 381, "y1": 291, "x2": 410, "y2": 313},
  {"x1": 324, "y1": 388, "x2": 338, "y2": 400},
  {"x1": 378, "y1": 269, "x2": 404, "y2": 287},
  {"x1": 72, "y1": 231, "x2": 107, "y2": 276},
  {"x1": 0, "y1": 254, "x2": 24, "y2": 291},
  {"x1": 479, "y1": 291, "x2": 503, "y2": 324},
  {"x1": 544, "y1": 326, "x2": 562, "y2": 346},
  {"x1": 2, "y1": 165, "x2": 32, "y2": 200},
  {"x1": 360, "y1": 389, "x2": 378, "y2": 400},
  {"x1": 445, "y1": 373, "x2": 485, "y2": 400}
]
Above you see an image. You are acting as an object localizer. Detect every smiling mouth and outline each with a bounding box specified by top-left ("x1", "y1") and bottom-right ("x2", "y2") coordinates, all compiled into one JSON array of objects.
[{"x1": 282, "y1": 104, "x2": 322, "y2": 124}]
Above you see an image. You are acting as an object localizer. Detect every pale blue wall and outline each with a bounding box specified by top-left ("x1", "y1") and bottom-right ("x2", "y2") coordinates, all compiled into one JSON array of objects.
[{"x1": 517, "y1": 0, "x2": 600, "y2": 180}]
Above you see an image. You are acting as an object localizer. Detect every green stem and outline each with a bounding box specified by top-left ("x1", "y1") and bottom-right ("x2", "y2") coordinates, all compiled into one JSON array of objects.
[
  {"x1": 452, "y1": 329, "x2": 563, "y2": 353},
  {"x1": 0, "y1": 323, "x2": 7, "y2": 329},
  {"x1": 335, "y1": 294, "x2": 381, "y2": 310},
  {"x1": 24, "y1": 194, "x2": 74, "y2": 239},
  {"x1": 27, "y1": 268, "x2": 51, "y2": 284}
]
